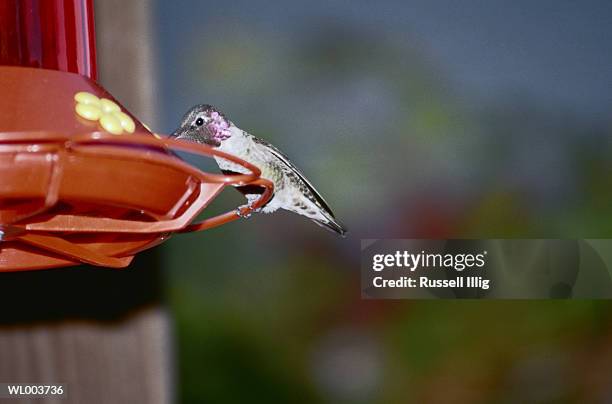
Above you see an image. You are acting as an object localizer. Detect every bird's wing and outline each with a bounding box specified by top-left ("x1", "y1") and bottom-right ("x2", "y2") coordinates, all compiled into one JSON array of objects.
[{"x1": 252, "y1": 136, "x2": 337, "y2": 218}]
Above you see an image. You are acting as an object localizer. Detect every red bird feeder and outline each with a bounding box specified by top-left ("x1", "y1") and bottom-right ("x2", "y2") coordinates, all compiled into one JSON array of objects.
[{"x1": 0, "y1": 1, "x2": 273, "y2": 271}]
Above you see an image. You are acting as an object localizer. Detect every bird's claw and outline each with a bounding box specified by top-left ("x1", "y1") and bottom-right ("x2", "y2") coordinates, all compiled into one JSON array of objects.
[
  {"x1": 235, "y1": 208, "x2": 252, "y2": 219},
  {"x1": 235, "y1": 204, "x2": 261, "y2": 219}
]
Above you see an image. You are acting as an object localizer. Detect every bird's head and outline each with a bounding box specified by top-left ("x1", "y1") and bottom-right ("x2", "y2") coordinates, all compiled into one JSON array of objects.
[{"x1": 170, "y1": 104, "x2": 231, "y2": 147}]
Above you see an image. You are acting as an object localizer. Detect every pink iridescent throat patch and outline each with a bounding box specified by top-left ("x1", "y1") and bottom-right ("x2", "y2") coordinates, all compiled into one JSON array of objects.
[{"x1": 207, "y1": 111, "x2": 231, "y2": 141}]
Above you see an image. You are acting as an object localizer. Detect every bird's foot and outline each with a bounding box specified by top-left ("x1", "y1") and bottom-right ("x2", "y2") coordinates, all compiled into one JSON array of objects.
[{"x1": 235, "y1": 204, "x2": 261, "y2": 219}]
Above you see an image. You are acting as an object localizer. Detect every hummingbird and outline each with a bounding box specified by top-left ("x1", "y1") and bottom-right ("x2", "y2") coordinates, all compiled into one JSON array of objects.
[{"x1": 171, "y1": 104, "x2": 347, "y2": 237}]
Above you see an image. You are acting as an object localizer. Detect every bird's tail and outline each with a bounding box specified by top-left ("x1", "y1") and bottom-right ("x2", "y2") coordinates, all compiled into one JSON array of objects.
[{"x1": 313, "y1": 217, "x2": 348, "y2": 238}]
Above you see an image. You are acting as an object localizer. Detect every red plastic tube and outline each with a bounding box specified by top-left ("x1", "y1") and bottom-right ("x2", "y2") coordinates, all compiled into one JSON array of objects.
[{"x1": 0, "y1": 0, "x2": 97, "y2": 79}]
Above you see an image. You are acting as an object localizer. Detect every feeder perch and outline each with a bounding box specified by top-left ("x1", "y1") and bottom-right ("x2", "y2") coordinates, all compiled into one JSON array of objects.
[{"x1": 0, "y1": 1, "x2": 273, "y2": 271}]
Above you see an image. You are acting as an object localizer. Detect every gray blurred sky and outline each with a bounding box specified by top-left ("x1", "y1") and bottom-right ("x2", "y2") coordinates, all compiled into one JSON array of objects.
[{"x1": 155, "y1": 0, "x2": 612, "y2": 129}]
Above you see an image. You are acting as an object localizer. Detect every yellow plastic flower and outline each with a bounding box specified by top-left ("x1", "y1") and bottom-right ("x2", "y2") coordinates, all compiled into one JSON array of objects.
[{"x1": 74, "y1": 91, "x2": 135, "y2": 135}]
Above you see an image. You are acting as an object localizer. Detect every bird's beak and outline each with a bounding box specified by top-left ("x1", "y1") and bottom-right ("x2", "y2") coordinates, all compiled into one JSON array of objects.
[
  {"x1": 170, "y1": 127, "x2": 185, "y2": 139},
  {"x1": 170, "y1": 127, "x2": 221, "y2": 147}
]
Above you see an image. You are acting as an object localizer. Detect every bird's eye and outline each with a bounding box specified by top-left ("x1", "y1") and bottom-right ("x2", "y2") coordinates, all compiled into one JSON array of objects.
[{"x1": 195, "y1": 118, "x2": 204, "y2": 126}]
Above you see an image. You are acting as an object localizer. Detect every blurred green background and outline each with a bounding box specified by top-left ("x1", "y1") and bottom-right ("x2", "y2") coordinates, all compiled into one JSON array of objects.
[{"x1": 152, "y1": 1, "x2": 612, "y2": 402}]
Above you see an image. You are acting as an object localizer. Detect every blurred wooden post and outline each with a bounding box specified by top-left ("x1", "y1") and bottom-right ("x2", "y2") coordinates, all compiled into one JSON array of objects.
[
  {"x1": 95, "y1": 0, "x2": 158, "y2": 128},
  {"x1": 0, "y1": 1, "x2": 173, "y2": 403}
]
